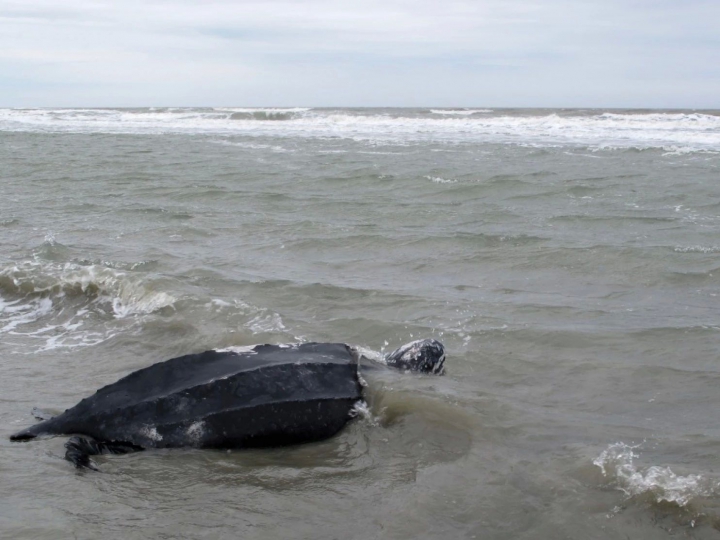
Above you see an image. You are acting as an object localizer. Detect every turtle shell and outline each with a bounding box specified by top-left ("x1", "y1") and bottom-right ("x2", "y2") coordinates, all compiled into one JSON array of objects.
[{"x1": 11, "y1": 343, "x2": 362, "y2": 449}]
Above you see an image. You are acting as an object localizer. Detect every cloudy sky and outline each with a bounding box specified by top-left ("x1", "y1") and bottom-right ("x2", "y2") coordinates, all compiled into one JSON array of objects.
[{"x1": 1, "y1": 0, "x2": 718, "y2": 107}]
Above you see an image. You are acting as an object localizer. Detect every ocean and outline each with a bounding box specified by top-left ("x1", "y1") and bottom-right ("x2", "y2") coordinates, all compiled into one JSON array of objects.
[{"x1": 1, "y1": 107, "x2": 720, "y2": 539}]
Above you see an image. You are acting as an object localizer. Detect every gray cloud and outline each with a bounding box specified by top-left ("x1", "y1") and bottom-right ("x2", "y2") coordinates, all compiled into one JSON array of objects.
[{"x1": 0, "y1": 0, "x2": 718, "y2": 107}]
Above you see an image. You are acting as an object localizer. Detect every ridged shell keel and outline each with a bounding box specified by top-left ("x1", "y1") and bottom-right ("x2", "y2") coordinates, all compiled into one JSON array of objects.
[{"x1": 10, "y1": 343, "x2": 363, "y2": 450}]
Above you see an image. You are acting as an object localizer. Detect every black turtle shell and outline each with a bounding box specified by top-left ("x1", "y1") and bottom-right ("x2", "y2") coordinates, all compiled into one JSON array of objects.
[{"x1": 11, "y1": 343, "x2": 362, "y2": 449}]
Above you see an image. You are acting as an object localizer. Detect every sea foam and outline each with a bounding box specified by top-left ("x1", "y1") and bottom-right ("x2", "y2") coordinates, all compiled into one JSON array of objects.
[
  {"x1": 594, "y1": 443, "x2": 718, "y2": 507},
  {"x1": 1, "y1": 108, "x2": 718, "y2": 153},
  {"x1": 0, "y1": 260, "x2": 175, "y2": 351}
]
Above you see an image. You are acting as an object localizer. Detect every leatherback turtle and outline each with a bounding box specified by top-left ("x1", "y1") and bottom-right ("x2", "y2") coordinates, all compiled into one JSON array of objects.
[{"x1": 10, "y1": 338, "x2": 445, "y2": 469}]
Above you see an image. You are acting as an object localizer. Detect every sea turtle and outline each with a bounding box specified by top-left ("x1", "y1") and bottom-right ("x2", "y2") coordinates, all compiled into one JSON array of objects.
[{"x1": 10, "y1": 338, "x2": 445, "y2": 469}]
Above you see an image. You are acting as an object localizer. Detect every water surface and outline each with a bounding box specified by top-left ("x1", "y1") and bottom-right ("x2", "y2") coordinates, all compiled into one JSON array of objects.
[{"x1": 2, "y1": 108, "x2": 720, "y2": 539}]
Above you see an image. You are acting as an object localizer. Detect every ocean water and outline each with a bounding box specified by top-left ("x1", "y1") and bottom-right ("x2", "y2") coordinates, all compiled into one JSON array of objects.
[{"x1": 1, "y1": 107, "x2": 720, "y2": 539}]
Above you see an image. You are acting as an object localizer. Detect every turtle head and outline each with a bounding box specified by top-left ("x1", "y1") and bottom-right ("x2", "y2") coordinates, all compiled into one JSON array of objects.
[{"x1": 385, "y1": 338, "x2": 445, "y2": 374}]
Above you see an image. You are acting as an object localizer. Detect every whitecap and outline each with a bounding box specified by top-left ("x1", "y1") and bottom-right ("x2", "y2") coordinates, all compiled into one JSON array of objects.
[
  {"x1": 206, "y1": 298, "x2": 290, "y2": 337},
  {"x1": 208, "y1": 140, "x2": 291, "y2": 152},
  {"x1": 247, "y1": 312, "x2": 286, "y2": 334},
  {"x1": 0, "y1": 260, "x2": 175, "y2": 352},
  {"x1": 430, "y1": 109, "x2": 492, "y2": 115},
  {"x1": 1, "y1": 108, "x2": 719, "y2": 153},
  {"x1": 424, "y1": 175, "x2": 457, "y2": 184},
  {"x1": 594, "y1": 443, "x2": 718, "y2": 507},
  {"x1": 215, "y1": 107, "x2": 311, "y2": 114},
  {"x1": 673, "y1": 245, "x2": 720, "y2": 253}
]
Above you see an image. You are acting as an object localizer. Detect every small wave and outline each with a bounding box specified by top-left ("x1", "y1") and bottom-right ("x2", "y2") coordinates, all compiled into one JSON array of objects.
[
  {"x1": 594, "y1": 443, "x2": 718, "y2": 507},
  {"x1": 0, "y1": 295, "x2": 53, "y2": 334},
  {"x1": 424, "y1": 175, "x2": 457, "y2": 184},
  {"x1": 594, "y1": 144, "x2": 720, "y2": 156},
  {"x1": 429, "y1": 109, "x2": 492, "y2": 115},
  {"x1": 0, "y1": 294, "x2": 113, "y2": 351},
  {"x1": 224, "y1": 107, "x2": 310, "y2": 121},
  {"x1": 662, "y1": 146, "x2": 719, "y2": 156},
  {"x1": 674, "y1": 245, "x2": 720, "y2": 253},
  {"x1": 208, "y1": 139, "x2": 291, "y2": 152},
  {"x1": 0, "y1": 260, "x2": 175, "y2": 351},
  {"x1": 204, "y1": 298, "x2": 289, "y2": 338},
  {"x1": 666, "y1": 267, "x2": 720, "y2": 284},
  {"x1": 0, "y1": 261, "x2": 175, "y2": 318},
  {"x1": 246, "y1": 311, "x2": 286, "y2": 334},
  {"x1": 219, "y1": 107, "x2": 311, "y2": 113}
]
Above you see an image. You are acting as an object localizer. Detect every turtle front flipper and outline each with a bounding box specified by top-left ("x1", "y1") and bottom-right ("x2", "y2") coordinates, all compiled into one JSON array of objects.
[{"x1": 64, "y1": 436, "x2": 142, "y2": 470}]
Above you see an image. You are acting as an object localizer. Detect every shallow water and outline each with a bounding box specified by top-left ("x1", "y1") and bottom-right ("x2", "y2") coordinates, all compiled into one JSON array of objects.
[{"x1": 2, "y1": 108, "x2": 720, "y2": 539}]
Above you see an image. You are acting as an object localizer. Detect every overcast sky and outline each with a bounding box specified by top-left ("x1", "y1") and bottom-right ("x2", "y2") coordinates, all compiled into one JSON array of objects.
[{"x1": 1, "y1": 0, "x2": 718, "y2": 108}]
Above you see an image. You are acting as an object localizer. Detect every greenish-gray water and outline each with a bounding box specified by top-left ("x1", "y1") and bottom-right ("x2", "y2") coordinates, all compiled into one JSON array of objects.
[{"x1": 2, "y1": 107, "x2": 720, "y2": 539}]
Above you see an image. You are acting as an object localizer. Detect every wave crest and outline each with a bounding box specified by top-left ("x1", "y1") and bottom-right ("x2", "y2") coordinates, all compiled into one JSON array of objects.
[
  {"x1": 0, "y1": 261, "x2": 175, "y2": 351},
  {"x1": 0, "y1": 261, "x2": 175, "y2": 318},
  {"x1": 1, "y1": 108, "x2": 719, "y2": 153},
  {"x1": 594, "y1": 443, "x2": 718, "y2": 507},
  {"x1": 226, "y1": 108, "x2": 310, "y2": 121}
]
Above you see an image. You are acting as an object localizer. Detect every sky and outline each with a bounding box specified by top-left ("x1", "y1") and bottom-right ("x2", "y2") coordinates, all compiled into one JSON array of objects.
[{"x1": 1, "y1": 0, "x2": 718, "y2": 108}]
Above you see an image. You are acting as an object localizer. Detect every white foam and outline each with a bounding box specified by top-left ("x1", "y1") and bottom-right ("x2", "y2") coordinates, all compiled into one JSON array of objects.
[
  {"x1": 594, "y1": 443, "x2": 718, "y2": 506},
  {"x1": 674, "y1": 245, "x2": 720, "y2": 253},
  {"x1": 0, "y1": 296, "x2": 53, "y2": 333},
  {"x1": 206, "y1": 297, "x2": 290, "y2": 338},
  {"x1": 0, "y1": 260, "x2": 175, "y2": 352},
  {"x1": 425, "y1": 175, "x2": 457, "y2": 184},
  {"x1": 110, "y1": 285, "x2": 175, "y2": 319},
  {"x1": 348, "y1": 400, "x2": 379, "y2": 426},
  {"x1": 247, "y1": 312, "x2": 286, "y2": 334},
  {"x1": 216, "y1": 107, "x2": 311, "y2": 114},
  {"x1": 351, "y1": 345, "x2": 385, "y2": 364},
  {"x1": 208, "y1": 140, "x2": 291, "y2": 152},
  {"x1": 215, "y1": 345, "x2": 258, "y2": 354},
  {"x1": 430, "y1": 109, "x2": 492, "y2": 115},
  {"x1": 1, "y1": 109, "x2": 719, "y2": 152}
]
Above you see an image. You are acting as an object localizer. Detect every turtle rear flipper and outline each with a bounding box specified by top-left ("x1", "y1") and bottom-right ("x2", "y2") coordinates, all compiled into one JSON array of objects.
[
  {"x1": 10, "y1": 423, "x2": 48, "y2": 441},
  {"x1": 10, "y1": 407, "x2": 67, "y2": 440},
  {"x1": 64, "y1": 436, "x2": 142, "y2": 470}
]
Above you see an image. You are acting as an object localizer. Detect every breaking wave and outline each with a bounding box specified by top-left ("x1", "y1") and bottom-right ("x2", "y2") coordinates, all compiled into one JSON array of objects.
[
  {"x1": 1, "y1": 108, "x2": 719, "y2": 152},
  {"x1": 429, "y1": 109, "x2": 492, "y2": 115},
  {"x1": 594, "y1": 443, "x2": 718, "y2": 507},
  {"x1": 0, "y1": 260, "x2": 175, "y2": 351},
  {"x1": 673, "y1": 245, "x2": 720, "y2": 254},
  {"x1": 0, "y1": 261, "x2": 175, "y2": 318},
  {"x1": 224, "y1": 107, "x2": 311, "y2": 121},
  {"x1": 204, "y1": 298, "x2": 290, "y2": 338}
]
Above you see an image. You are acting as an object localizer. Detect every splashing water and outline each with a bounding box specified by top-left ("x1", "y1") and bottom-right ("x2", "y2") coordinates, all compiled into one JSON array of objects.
[
  {"x1": 594, "y1": 443, "x2": 718, "y2": 507},
  {"x1": 0, "y1": 260, "x2": 176, "y2": 351},
  {"x1": 349, "y1": 400, "x2": 379, "y2": 426}
]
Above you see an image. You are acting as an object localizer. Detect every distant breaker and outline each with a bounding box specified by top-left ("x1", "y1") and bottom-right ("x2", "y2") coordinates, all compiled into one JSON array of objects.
[
  {"x1": 10, "y1": 339, "x2": 445, "y2": 470},
  {"x1": 429, "y1": 109, "x2": 492, "y2": 115},
  {"x1": 2, "y1": 108, "x2": 716, "y2": 152}
]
